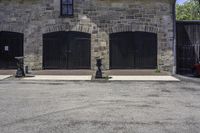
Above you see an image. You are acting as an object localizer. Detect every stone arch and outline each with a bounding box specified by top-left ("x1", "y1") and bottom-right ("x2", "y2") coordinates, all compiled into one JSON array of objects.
[
  {"x1": 0, "y1": 24, "x2": 24, "y2": 33},
  {"x1": 109, "y1": 24, "x2": 159, "y2": 34},
  {"x1": 42, "y1": 24, "x2": 92, "y2": 34}
]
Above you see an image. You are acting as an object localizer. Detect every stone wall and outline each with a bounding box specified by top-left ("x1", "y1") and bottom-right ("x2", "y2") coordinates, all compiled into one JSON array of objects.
[{"x1": 0, "y1": 0, "x2": 175, "y2": 72}]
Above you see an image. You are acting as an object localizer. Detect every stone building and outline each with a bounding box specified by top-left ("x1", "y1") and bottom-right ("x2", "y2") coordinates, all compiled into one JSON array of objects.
[{"x1": 0, "y1": 0, "x2": 176, "y2": 73}]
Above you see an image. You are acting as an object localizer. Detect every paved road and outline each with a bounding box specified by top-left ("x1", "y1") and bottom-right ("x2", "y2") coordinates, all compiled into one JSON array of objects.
[{"x1": 0, "y1": 77, "x2": 200, "y2": 133}]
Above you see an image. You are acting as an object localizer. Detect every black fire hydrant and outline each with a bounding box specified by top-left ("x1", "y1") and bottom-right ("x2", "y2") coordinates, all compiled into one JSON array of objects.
[
  {"x1": 95, "y1": 58, "x2": 103, "y2": 79},
  {"x1": 15, "y1": 56, "x2": 25, "y2": 78}
]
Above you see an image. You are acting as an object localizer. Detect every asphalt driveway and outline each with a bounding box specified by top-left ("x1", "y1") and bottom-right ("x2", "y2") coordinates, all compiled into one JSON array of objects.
[{"x1": 0, "y1": 76, "x2": 200, "y2": 133}]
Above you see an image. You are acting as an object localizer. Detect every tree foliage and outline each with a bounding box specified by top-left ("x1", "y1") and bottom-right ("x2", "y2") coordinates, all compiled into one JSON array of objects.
[{"x1": 176, "y1": 0, "x2": 200, "y2": 20}]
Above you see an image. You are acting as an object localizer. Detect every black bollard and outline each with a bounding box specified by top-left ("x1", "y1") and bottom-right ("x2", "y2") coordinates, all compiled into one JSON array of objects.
[
  {"x1": 15, "y1": 57, "x2": 25, "y2": 78},
  {"x1": 95, "y1": 59, "x2": 103, "y2": 79}
]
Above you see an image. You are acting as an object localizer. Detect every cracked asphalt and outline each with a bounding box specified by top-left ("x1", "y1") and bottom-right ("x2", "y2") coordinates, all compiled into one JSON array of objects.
[{"x1": 0, "y1": 76, "x2": 200, "y2": 133}]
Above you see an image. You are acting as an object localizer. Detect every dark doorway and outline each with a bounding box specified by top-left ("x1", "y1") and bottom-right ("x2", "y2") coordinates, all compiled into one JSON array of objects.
[
  {"x1": 43, "y1": 31, "x2": 91, "y2": 69},
  {"x1": 110, "y1": 31, "x2": 157, "y2": 69},
  {"x1": 0, "y1": 31, "x2": 23, "y2": 69}
]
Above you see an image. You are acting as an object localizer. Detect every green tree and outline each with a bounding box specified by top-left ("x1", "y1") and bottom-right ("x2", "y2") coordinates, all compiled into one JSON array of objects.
[{"x1": 176, "y1": 0, "x2": 200, "y2": 20}]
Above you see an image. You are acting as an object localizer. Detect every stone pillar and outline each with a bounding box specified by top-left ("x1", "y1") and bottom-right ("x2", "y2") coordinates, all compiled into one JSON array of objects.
[{"x1": 24, "y1": 24, "x2": 43, "y2": 70}]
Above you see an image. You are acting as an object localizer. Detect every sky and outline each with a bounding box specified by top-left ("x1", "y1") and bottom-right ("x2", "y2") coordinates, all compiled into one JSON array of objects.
[{"x1": 176, "y1": 0, "x2": 188, "y2": 4}]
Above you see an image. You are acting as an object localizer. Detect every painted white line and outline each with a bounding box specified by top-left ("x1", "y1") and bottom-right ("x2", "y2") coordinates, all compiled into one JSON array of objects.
[
  {"x1": 23, "y1": 75, "x2": 92, "y2": 81},
  {"x1": 0, "y1": 75, "x2": 12, "y2": 80},
  {"x1": 109, "y1": 76, "x2": 180, "y2": 81}
]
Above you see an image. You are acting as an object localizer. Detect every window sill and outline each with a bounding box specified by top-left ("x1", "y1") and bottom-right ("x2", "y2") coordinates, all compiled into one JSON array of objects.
[{"x1": 59, "y1": 15, "x2": 74, "y2": 18}]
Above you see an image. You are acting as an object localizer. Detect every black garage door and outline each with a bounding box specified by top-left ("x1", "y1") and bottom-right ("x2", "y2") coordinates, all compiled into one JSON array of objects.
[
  {"x1": 0, "y1": 31, "x2": 23, "y2": 69},
  {"x1": 43, "y1": 31, "x2": 91, "y2": 69},
  {"x1": 110, "y1": 31, "x2": 157, "y2": 69}
]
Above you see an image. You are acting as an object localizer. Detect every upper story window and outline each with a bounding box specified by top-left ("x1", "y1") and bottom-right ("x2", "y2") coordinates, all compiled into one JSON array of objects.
[{"x1": 61, "y1": 0, "x2": 73, "y2": 16}]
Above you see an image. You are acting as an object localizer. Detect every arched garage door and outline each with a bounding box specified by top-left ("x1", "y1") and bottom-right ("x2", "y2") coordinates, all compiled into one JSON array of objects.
[
  {"x1": 110, "y1": 31, "x2": 157, "y2": 69},
  {"x1": 0, "y1": 31, "x2": 23, "y2": 69},
  {"x1": 43, "y1": 31, "x2": 91, "y2": 69}
]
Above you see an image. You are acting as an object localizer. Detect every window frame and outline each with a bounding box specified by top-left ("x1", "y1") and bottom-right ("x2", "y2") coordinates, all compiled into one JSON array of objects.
[{"x1": 60, "y1": 0, "x2": 74, "y2": 17}]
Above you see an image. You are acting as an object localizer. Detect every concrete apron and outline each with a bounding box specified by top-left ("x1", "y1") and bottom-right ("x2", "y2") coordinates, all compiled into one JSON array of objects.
[
  {"x1": 0, "y1": 70, "x2": 179, "y2": 81},
  {"x1": 22, "y1": 75, "x2": 180, "y2": 82},
  {"x1": 109, "y1": 76, "x2": 180, "y2": 81},
  {"x1": 105, "y1": 70, "x2": 180, "y2": 81},
  {"x1": 23, "y1": 75, "x2": 92, "y2": 81},
  {"x1": 0, "y1": 75, "x2": 12, "y2": 80}
]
